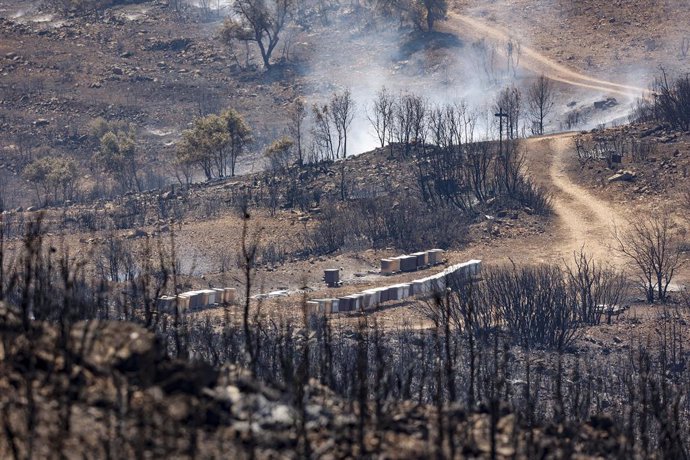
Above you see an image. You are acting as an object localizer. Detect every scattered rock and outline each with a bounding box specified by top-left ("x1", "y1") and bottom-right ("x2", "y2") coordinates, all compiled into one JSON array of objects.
[
  {"x1": 125, "y1": 229, "x2": 148, "y2": 239},
  {"x1": 607, "y1": 170, "x2": 636, "y2": 182},
  {"x1": 594, "y1": 97, "x2": 618, "y2": 110},
  {"x1": 146, "y1": 38, "x2": 191, "y2": 52}
]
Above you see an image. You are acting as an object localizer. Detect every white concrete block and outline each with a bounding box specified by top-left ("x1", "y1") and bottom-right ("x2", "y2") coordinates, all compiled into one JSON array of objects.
[{"x1": 381, "y1": 259, "x2": 395, "y2": 275}]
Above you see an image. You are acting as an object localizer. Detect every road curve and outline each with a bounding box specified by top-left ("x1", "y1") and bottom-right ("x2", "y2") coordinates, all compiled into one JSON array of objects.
[
  {"x1": 442, "y1": 13, "x2": 648, "y2": 98},
  {"x1": 526, "y1": 134, "x2": 629, "y2": 267}
]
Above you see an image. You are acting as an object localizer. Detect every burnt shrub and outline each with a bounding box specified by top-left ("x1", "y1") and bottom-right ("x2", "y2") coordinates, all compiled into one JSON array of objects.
[
  {"x1": 633, "y1": 70, "x2": 690, "y2": 130},
  {"x1": 310, "y1": 194, "x2": 470, "y2": 254}
]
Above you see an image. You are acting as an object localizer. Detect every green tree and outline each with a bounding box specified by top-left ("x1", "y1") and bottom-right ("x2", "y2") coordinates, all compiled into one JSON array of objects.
[
  {"x1": 177, "y1": 110, "x2": 251, "y2": 181},
  {"x1": 220, "y1": 0, "x2": 294, "y2": 70},
  {"x1": 222, "y1": 108, "x2": 252, "y2": 177},
  {"x1": 264, "y1": 136, "x2": 294, "y2": 172},
  {"x1": 23, "y1": 156, "x2": 79, "y2": 205},
  {"x1": 178, "y1": 114, "x2": 228, "y2": 180},
  {"x1": 94, "y1": 129, "x2": 139, "y2": 193},
  {"x1": 264, "y1": 137, "x2": 294, "y2": 215}
]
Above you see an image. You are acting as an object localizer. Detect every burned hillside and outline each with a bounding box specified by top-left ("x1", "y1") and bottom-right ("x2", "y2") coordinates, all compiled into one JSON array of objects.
[{"x1": 2, "y1": 0, "x2": 690, "y2": 458}]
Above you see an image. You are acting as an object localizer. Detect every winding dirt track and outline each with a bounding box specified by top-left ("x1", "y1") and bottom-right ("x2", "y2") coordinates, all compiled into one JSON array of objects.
[
  {"x1": 440, "y1": 13, "x2": 636, "y2": 266},
  {"x1": 527, "y1": 134, "x2": 628, "y2": 266},
  {"x1": 443, "y1": 13, "x2": 648, "y2": 98}
]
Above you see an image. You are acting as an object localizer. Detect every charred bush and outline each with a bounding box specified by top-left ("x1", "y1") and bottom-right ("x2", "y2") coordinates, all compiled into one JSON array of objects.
[
  {"x1": 310, "y1": 194, "x2": 469, "y2": 254},
  {"x1": 634, "y1": 70, "x2": 690, "y2": 130},
  {"x1": 484, "y1": 264, "x2": 580, "y2": 350}
]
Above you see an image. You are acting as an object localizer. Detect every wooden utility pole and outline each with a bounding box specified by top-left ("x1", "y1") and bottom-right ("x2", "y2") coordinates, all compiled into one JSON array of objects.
[{"x1": 494, "y1": 108, "x2": 508, "y2": 158}]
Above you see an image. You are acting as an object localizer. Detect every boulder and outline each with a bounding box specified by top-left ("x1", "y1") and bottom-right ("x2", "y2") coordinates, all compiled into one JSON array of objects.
[
  {"x1": 607, "y1": 170, "x2": 636, "y2": 182},
  {"x1": 594, "y1": 97, "x2": 618, "y2": 110},
  {"x1": 125, "y1": 229, "x2": 148, "y2": 239}
]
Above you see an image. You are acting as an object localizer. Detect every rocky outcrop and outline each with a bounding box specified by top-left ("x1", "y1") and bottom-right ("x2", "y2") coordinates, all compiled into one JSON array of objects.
[{"x1": 0, "y1": 304, "x2": 628, "y2": 458}]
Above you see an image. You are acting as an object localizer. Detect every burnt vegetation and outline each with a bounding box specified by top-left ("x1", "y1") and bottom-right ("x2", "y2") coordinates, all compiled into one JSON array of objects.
[
  {"x1": 633, "y1": 69, "x2": 690, "y2": 131},
  {"x1": 2, "y1": 0, "x2": 690, "y2": 458},
  {"x1": 1, "y1": 216, "x2": 690, "y2": 458}
]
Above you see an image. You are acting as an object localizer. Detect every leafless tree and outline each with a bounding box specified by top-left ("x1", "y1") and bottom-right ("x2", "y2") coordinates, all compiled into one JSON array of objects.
[
  {"x1": 527, "y1": 75, "x2": 555, "y2": 135},
  {"x1": 427, "y1": 105, "x2": 447, "y2": 149},
  {"x1": 330, "y1": 89, "x2": 356, "y2": 159},
  {"x1": 394, "y1": 93, "x2": 426, "y2": 157},
  {"x1": 495, "y1": 86, "x2": 521, "y2": 140},
  {"x1": 565, "y1": 249, "x2": 628, "y2": 324},
  {"x1": 506, "y1": 38, "x2": 522, "y2": 77},
  {"x1": 367, "y1": 86, "x2": 395, "y2": 151},
  {"x1": 613, "y1": 212, "x2": 685, "y2": 303},
  {"x1": 574, "y1": 136, "x2": 595, "y2": 169},
  {"x1": 651, "y1": 69, "x2": 690, "y2": 131},
  {"x1": 409, "y1": 95, "x2": 427, "y2": 150},
  {"x1": 494, "y1": 139, "x2": 523, "y2": 195},
  {"x1": 311, "y1": 104, "x2": 335, "y2": 161},
  {"x1": 288, "y1": 98, "x2": 306, "y2": 165},
  {"x1": 471, "y1": 39, "x2": 498, "y2": 84},
  {"x1": 394, "y1": 94, "x2": 414, "y2": 155},
  {"x1": 486, "y1": 264, "x2": 581, "y2": 350},
  {"x1": 466, "y1": 142, "x2": 493, "y2": 202}
]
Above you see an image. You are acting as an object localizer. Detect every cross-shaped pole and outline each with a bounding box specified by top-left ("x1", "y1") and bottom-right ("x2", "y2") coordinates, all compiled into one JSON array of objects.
[{"x1": 494, "y1": 108, "x2": 508, "y2": 158}]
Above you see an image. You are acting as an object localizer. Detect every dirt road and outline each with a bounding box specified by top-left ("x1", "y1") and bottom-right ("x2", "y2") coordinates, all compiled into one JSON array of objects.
[
  {"x1": 524, "y1": 133, "x2": 629, "y2": 267},
  {"x1": 443, "y1": 13, "x2": 648, "y2": 99},
  {"x1": 441, "y1": 14, "x2": 642, "y2": 102},
  {"x1": 439, "y1": 12, "x2": 635, "y2": 266}
]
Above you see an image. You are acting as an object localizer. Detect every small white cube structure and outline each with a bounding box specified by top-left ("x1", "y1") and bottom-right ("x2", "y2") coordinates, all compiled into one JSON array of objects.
[
  {"x1": 202, "y1": 289, "x2": 216, "y2": 305},
  {"x1": 399, "y1": 255, "x2": 417, "y2": 272},
  {"x1": 338, "y1": 296, "x2": 351, "y2": 312},
  {"x1": 412, "y1": 252, "x2": 428, "y2": 268},
  {"x1": 223, "y1": 288, "x2": 236, "y2": 304},
  {"x1": 427, "y1": 249, "x2": 445, "y2": 265},
  {"x1": 324, "y1": 269, "x2": 340, "y2": 287},
  {"x1": 177, "y1": 294, "x2": 191, "y2": 311},
  {"x1": 399, "y1": 283, "x2": 411, "y2": 299},
  {"x1": 306, "y1": 301, "x2": 319, "y2": 315},
  {"x1": 381, "y1": 259, "x2": 395, "y2": 275},
  {"x1": 390, "y1": 257, "x2": 402, "y2": 272},
  {"x1": 157, "y1": 295, "x2": 175, "y2": 312},
  {"x1": 213, "y1": 288, "x2": 225, "y2": 303}
]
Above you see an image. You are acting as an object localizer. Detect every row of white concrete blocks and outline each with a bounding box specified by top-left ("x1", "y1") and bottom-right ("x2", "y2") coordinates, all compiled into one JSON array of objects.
[
  {"x1": 381, "y1": 249, "x2": 445, "y2": 275},
  {"x1": 308, "y1": 259, "x2": 481, "y2": 315},
  {"x1": 158, "y1": 287, "x2": 237, "y2": 313}
]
